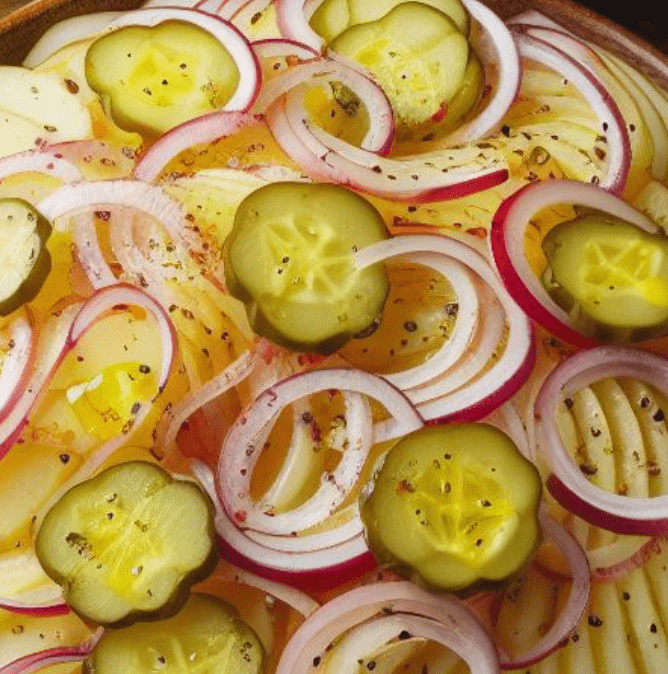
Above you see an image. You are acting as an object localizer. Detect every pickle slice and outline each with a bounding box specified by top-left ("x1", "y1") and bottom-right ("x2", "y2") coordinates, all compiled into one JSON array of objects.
[
  {"x1": 361, "y1": 424, "x2": 542, "y2": 593},
  {"x1": 331, "y1": 3, "x2": 470, "y2": 126},
  {"x1": 85, "y1": 20, "x2": 240, "y2": 137},
  {"x1": 542, "y1": 213, "x2": 668, "y2": 332},
  {"x1": 35, "y1": 462, "x2": 217, "y2": 626},
  {"x1": 310, "y1": 0, "x2": 470, "y2": 43},
  {"x1": 83, "y1": 593, "x2": 264, "y2": 674},
  {"x1": 0, "y1": 198, "x2": 52, "y2": 316},
  {"x1": 224, "y1": 182, "x2": 389, "y2": 354}
]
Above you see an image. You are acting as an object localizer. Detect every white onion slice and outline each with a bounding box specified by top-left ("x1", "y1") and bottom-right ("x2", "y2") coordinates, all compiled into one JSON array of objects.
[
  {"x1": 218, "y1": 369, "x2": 421, "y2": 536},
  {"x1": 0, "y1": 629, "x2": 104, "y2": 674},
  {"x1": 275, "y1": 581, "x2": 499, "y2": 674},
  {"x1": 536, "y1": 346, "x2": 668, "y2": 535},
  {"x1": 213, "y1": 563, "x2": 320, "y2": 616},
  {"x1": 490, "y1": 179, "x2": 655, "y2": 348},
  {"x1": 133, "y1": 111, "x2": 259, "y2": 183},
  {"x1": 215, "y1": 0, "x2": 251, "y2": 20},
  {"x1": 354, "y1": 235, "x2": 534, "y2": 423},
  {"x1": 447, "y1": 0, "x2": 521, "y2": 143},
  {"x1": 106, "y1": 7, "x2": 260, "y2": 113},
  {"x1": 509, "y1": 26, "x2": 631, "y2": 194},
  {"x1": 500, "y1": 511, "x2": 590, "y2": 669}
]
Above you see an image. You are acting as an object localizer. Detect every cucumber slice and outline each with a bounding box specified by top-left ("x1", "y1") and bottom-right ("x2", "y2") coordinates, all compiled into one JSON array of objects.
[
  {"x1": 310, "y1": 0, "x2": 470, "y2": 43},
  {"x1": 85, "y1": 20, "x2": 240, "y2": 137},
  {"x1": 0, "y1": 199, "x2": 52, "y2": 316},
  {"x1": 361, "y1": 424, "x2": 542, "y2": 593},
  {"x1": 35, "y1": 461, "x2": 217, "y2": 626},
  {"x1": 330, "y1": 3, "x2": 469, "y2": 126},
  {"x1": 224, "y1": 182, "x2": 389, "y2": 354},
  {"x1": 542, "y1": 213, "x2": 668, "y2": 332},
  {"x1": 83, "y1": 593, "x2": 264, "y2": 674}
]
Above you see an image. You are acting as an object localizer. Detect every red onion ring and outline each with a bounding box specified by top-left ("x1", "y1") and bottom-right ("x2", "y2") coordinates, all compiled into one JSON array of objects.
[
  {"x1": 253, "y1": 57, "x2": 394, "y2": 154},
  {"x1": 354, "y1": 235, "x2": 535, "y2": 423},
  {"x1": 191, "y1": 459, "x2": 376, "y2": 590},
  {"x1": 446, "y1": 0, "x2": 521, "y2": 144},
  {"x1": 105, "y1": 7, "x2": 261, "y2": 113},
  {"x1": 275, "y1": 0, "x2": 324, "y2": 52},
  {"x1": 71, "y1": 212, "x2": 117, "y2": 290},
  {"x1": 231, "y1": 0, "x2": 273, "y2": 31},
  {"x1": 282, "y1": 120, "x2": 509, "y2": 202},
  {"x1": 0, "y1": 628, "x2": 103, "y2": 674},
  {"x1": 218, "y1": 369, "x2": 422, "y2": 535},
  {"x1": 490, "y1": 179, "x2": 656, "y2": 348},
  {"x1": 0, "y1": 150, "x2": 82, "y2": 183},
  {"x1": 275, "y1": 581, "x2": 499, "y2": 674},
  {"x1": 509, "y1": 26, "x2": 631, "y2": 194},
  {"x1": 133, "y1": 111, "x2": 260, "y2": 183},
  {"x1": 499, "y1": 510, "x2": 590, "y2": 669},
  {"x1": 251, "y1": 37, "x2": 319, "y2": 61},
  {"x1": 536, "y1": 346, "x2": 668, "y2": 535},
  {"x1": 0, "y1": 550, "x2": 67, "y2": 617}
]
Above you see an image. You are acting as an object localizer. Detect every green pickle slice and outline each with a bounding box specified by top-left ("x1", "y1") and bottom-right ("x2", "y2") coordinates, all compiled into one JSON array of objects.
[
  {"x1": 35, "y1": 461, "x2": 217, "y2": 626},
  {"x1": 0, "y1": 198, "x2": 52, "y2": 316},
  {"x1": 542, "y1": 213, "x2": 668, "y2": 333},
  {"x1": 85, "y1": 20, "x2": 240, "y2": 137},
  {"x1": 361, "y1": 424, "x2": 542, "y2": 593},
  {"x1": 310, "y1": 0, "x2": 470, "y2": 43},
  {"x1": 83, "y1": 593, "x2": 264, "y2": 674},
  {"x1": 330, "y1": 3, "x2": 470, "y2": 126},
  {"x1": 224, "y1": 182, "x2": 390, "y2": 354}
]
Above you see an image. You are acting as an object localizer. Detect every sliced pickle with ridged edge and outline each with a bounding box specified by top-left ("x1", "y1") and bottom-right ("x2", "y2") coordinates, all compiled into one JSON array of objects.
[
  {"x1": 83, "y1": 593, "x2": 264, "y2": 674},
  {"x1": 85, "y1": 20, "x2": 240, "y2": 137},
  {"x1": 224, "y1": 182, "x2": 389, "y2": 354},
  {"x1": 361, "y1": 424, "x2": 542, "y2": 594},
  {"x1": 330, "y1": 3, "x2": 470, "y2": 126},
  {"x1": 0, "y1": 198, "x2": 52, "y2": 316},
  {"x1": 310, "y1": 0, "x2": 470, "y2": 43},
  {"x1": 542, "y1": 213, "x2": 668, "y2": 336},
  {"x1": 35, "y1": 461, "x2": 217, "y2": 626}
]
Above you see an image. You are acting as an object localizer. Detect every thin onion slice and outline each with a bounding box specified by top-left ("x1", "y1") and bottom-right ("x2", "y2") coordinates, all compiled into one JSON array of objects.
[
  {"x1": 71, "y1": 212, "x2": 117, "y2": 290},
  {"x1": 275, "y1": 581, "x2": 499, "y2": 674},
  {"x1": 133, "y1": 111, "x2": 260, "y2": 183},
  {"x1": 509, "y1": 25, "x2": 631, "y2": 193},
  {"x1": 0, "y1": 311, "x2": 35, "y2": 424},
  {"x1": 278, "y1": 118, "x2": 509, "y2": 202},
  {"x1": 536, "y1": 346, "x2": 668, "y2": 535},
  {"x1": 0, "y1": 150, "x2": 83, "y2": 183},
  {"x1": 253, "y1": 57, "x2": 394, "y2": 154},
  {"x1": 105, "y1": 7, "x2": 261, "y2": 113},
  {"x1": 212, "y1": 562, "x2": 320, "y2": 616},
  {"x1": 353, "y1": 235, "x2": 534, "y2": 423},
  {"x1": 252, "y1": 37, "x2": 319, "y2": 61},
  {"x1": 490, "y1": 179, "x2": 656, "y2": 348},
  {"x1": 499, "y1": 510, "x2": 590, "y2": 669},
  {"x1": 192, "y1": 459, "x2": 376, "y2": 590},
  {"x1": 446, "y1": 0, "x2": 521, "y2": 144},
  {"x1": 0, "y1": 628, "x2": 104, "y2": 674},
  {"x1": 217, "y1": 368, "x2": 422, "y2": 536},
  {"x1": 275, "y1": 0, "x2": 324, "y2": 52}
]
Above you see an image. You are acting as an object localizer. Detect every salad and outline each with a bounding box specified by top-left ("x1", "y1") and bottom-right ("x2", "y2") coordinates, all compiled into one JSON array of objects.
[{"x1": 1, "y1": 0, "x2": 668, "y2": 672}]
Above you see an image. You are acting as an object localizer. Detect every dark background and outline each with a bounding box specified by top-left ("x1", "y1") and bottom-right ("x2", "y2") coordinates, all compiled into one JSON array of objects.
[{"x1": 579, "y1": 0, "x2": 667, "y2": 53}]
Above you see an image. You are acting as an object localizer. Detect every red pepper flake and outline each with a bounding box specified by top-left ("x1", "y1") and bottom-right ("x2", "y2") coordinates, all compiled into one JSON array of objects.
[
  {"x1": 466, "y1": 227, "x2": 487, "y2": 239},
  {"x1": 234, "y1": 510, "x2": 247, "y2": 523}
]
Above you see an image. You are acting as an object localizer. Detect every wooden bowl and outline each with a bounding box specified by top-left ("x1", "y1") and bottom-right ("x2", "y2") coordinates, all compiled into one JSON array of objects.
[{"x1": 1, "y1": 0, "x2": 668, "y2": 89}]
